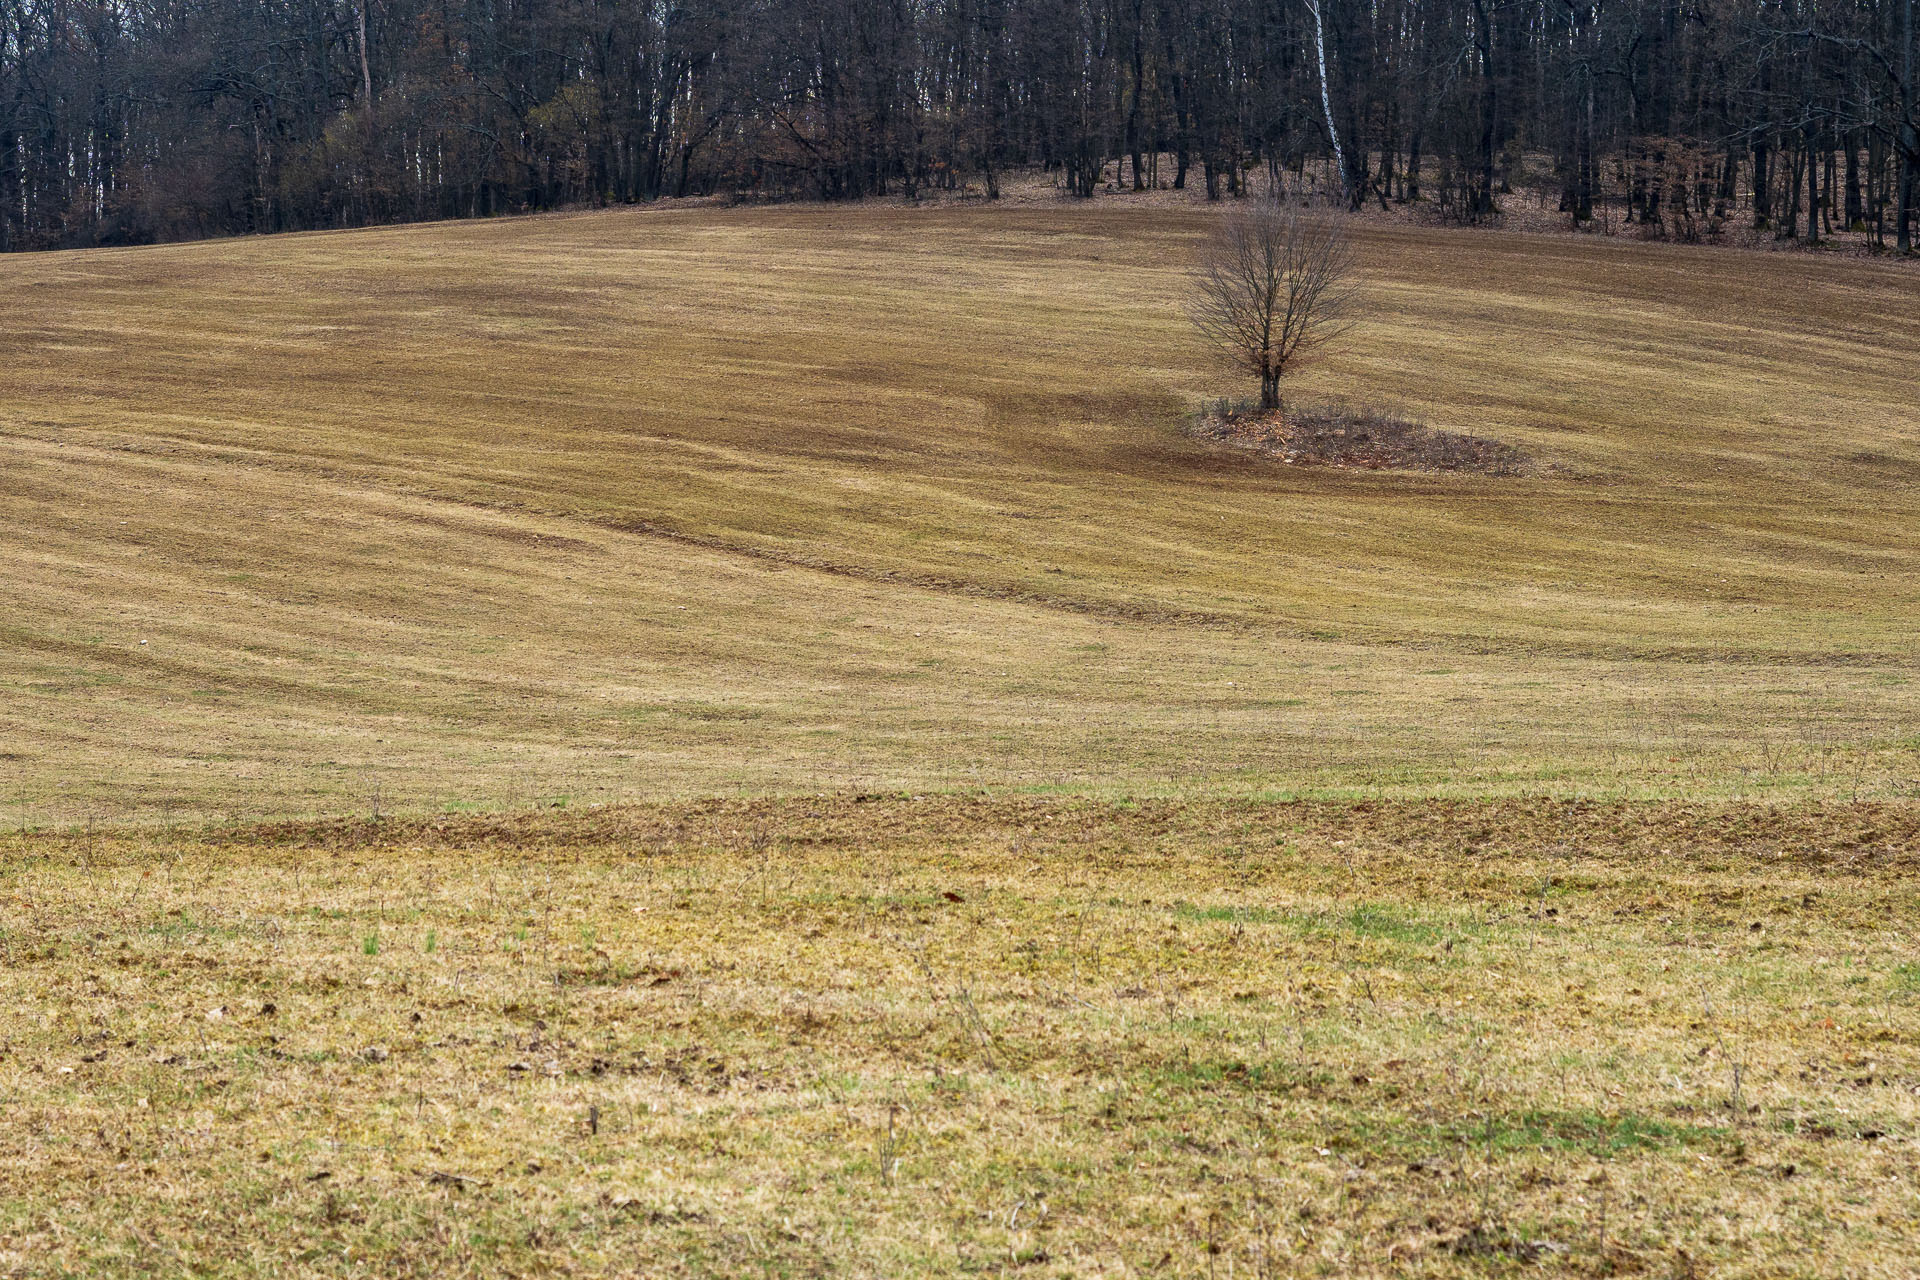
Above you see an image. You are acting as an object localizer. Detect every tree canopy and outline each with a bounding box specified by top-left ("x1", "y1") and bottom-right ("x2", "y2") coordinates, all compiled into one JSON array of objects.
[{"x1": 1, "y1": 0, "x2": 1914, "y2": 251}]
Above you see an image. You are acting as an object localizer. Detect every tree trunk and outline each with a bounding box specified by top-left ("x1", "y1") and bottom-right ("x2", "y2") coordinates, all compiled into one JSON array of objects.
[
  {"x1": 1126, "y1": 0, "x2": 1145, "y2": 191},
  {"x1": 1473, "y1": 0, "x2": 1497, "y2": 217},
  {"x1": 357, "y1": 3, "x2": 375, "y2": 109},
  {"x1": 1168, "y1": 59, "x2": 1191, "y2": 191},
  {"x1": 1781, "y1": 146, "x2": 1802, "y2": 239},
  {"x1": 1845, "y1": 133, "x2": 1863, "y2": 228},
  {"x1": 1805, "y1": 127, "x2": 1820, "y2": 244},
  {"x1": 0, "y1": 121, "x2": 14, "y2": 253},
  {"x1": 1259, "y1": 372, "x2": 1280, "y2": 412},
  {"x1": 1901, "y1": 0, "x2": 1916, "y2": 250},
  {"x1": 1308, "y1": 0, "x2": 1346, "y2": 204},
  {"x1": 1901, "y1": 146, "x2": 1916, "y2": 251}
]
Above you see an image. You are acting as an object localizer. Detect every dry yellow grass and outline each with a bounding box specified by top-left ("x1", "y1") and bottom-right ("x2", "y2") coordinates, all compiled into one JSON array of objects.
[
  {"x1": 3, "y1": 798, "x2": 1917, "y2": 1277},
  {"x1": 3, "y1": 206, "x2": 1919, "y2": 819},
  {"x1": 6, "y1": 215, "x2": 1920, "y2": 1274}
]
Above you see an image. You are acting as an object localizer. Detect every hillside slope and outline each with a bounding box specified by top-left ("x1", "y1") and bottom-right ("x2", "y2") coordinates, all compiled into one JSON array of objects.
[{"x1": 3, "y1": 206, "x2": 1917, "y2": 819}]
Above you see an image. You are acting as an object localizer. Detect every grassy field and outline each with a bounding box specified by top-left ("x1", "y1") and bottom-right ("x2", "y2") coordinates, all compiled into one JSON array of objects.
[
  {"x1": 4, "y1": 206, "x2": 1920, "y2": 1275},
  {"x1": 4, "y1": 205, "x2": 1920, "y2": 819},
  {"x1": 4, "y1": 798, "x2": 1918, "y2": 1277}
]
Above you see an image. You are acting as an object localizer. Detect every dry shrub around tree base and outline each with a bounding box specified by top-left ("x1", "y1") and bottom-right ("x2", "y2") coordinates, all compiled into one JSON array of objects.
[{"x1": 1191, "y1": 399, "x2": 1532, "y2": 475}]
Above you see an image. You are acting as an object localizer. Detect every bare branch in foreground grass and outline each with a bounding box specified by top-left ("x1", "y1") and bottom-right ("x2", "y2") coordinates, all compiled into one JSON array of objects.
[{"x1": 1189, "y1": 205, "x2": 1359, "y2": 413}]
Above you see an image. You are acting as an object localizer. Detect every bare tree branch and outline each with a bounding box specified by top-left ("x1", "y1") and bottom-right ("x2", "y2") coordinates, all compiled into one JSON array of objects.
[{"x1": 1189, "y1": 205, "x2": 1358, "y2": 414}]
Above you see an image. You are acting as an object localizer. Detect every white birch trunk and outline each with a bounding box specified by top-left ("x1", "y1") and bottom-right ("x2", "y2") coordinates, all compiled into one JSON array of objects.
[
  {"x1": 357, "y1": 4, "x2": 375, "y2": 109},
  {"x1": 1308, "y1": 0, "x2": 1347, "y2": 204}
]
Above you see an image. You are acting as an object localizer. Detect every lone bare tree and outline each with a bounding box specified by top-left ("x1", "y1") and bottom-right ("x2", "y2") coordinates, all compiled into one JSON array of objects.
[{"x1": 1190, "y1": 205, "x2": 1358, "y2": 414}]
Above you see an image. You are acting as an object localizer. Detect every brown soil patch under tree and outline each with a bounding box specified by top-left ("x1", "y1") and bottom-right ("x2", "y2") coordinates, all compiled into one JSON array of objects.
[{"x1": 1191, "y1": 400, "x2": 1532, "y2": 475}]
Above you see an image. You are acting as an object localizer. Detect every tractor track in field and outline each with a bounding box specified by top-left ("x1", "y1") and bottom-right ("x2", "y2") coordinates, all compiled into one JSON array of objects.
[
  {"x1": 9, "y1": 425, "x2": 1914, "y2": 671},
  {"x1": 183, "y1": 793, "x2": 1920, "y2": 874}
]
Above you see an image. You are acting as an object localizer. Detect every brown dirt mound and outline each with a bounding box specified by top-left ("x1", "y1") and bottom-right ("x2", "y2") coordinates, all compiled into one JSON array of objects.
[{"x1": 1191, "y1": 401, "x2": 1531, "y2": 475}]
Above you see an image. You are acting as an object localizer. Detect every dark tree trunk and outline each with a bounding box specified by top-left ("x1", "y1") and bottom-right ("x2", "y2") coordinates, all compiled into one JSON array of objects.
[
  {"x1": 1473, "y1": 0, "x2": 1497, "y2": 217},
  {"x1": 1805, "y1": 127, "x2": 1820, "y2": 244},
  {"x1": 1845, "y1": 133, "x2": 1863, "y2": 228},
  {"x1": 1902, "y1": 0, "x2": 1917, "y2": 250}
]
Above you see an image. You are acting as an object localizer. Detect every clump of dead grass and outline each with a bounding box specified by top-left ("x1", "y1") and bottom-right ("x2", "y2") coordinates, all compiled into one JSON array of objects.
[{"x1": 1192, "y1": 398, "x2": 1533, "y2": 475}]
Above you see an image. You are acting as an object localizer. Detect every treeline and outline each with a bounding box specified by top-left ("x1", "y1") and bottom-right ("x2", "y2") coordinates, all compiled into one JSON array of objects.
[{"x1": 1, "y1": 0, "x2": 1915, "y2": 253}]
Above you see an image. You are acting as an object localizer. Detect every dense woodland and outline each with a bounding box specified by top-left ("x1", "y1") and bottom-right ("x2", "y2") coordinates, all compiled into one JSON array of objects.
[{"x1": 0, "y1": 0, "x2": 1914, "y2": 252}]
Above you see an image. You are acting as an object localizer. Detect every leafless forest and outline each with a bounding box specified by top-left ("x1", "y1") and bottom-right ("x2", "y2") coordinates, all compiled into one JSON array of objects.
[{"x1": 1, "y1": 0, "x2": 1915, "y2": 252}]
